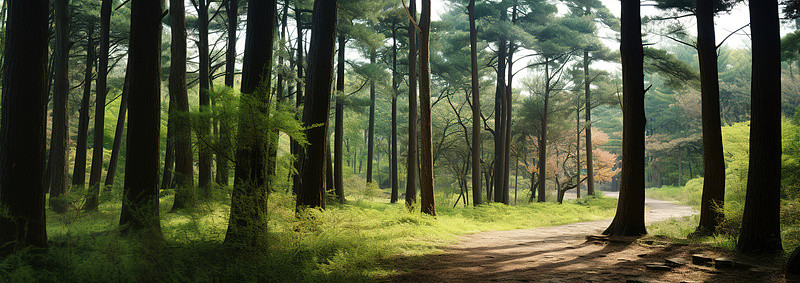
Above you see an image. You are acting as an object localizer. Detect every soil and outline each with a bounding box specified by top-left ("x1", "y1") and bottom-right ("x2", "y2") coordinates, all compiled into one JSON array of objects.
[{"x1": 390, "y1": 192, "x2": 788, "y2": 282}]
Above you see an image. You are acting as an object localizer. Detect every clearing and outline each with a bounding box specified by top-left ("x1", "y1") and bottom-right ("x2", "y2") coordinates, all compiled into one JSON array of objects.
[{"x1": 392, "y1": 192, "x2": 787, "y2": 282}]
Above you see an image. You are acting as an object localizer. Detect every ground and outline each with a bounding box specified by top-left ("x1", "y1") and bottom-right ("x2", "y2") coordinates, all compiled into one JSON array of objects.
[{"x1": 390, "y1": 192, "x2": 788, "y2": 282}]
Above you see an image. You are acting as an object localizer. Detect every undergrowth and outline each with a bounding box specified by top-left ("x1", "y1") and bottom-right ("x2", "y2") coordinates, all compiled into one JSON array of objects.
[{"x1": 0, "y1": 186, "x2": 617, "y2": 282}]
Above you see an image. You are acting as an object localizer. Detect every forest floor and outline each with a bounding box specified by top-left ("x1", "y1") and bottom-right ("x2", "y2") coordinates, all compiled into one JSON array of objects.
[{"x1": 390, "y1": 192, "x2": 788, "y2": 282}]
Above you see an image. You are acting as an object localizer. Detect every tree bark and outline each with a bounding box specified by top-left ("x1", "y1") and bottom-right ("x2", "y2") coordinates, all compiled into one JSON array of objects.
[
  {"x1": 334, "y1": 34, "x2": 346, "y2": 203},
  {"x1": 367, "y1": 51, "x2": 376, "y2": 183},
  {"x1": 72, "y1": 22, "x2": 96, "y2": 189},
  {"x1": 197, "y1": 0, "x2": 213, "y2": 191},
  {"x1": 469, "y1": 0, "x2": 482, "y2": 206},
  {"x1": 391, "y1": 25, "x2": 399, "y2": 204},
  {"x1": 85, "y1": 0, "x2": 112, "y2": 211},
  {"x1": 291, "y1": 6, "x2": 305, "y2": 195},
  {"x1": 696, "y1": 0, "x2": 725, "y2": 235},
  {"x1": 493, "y1": 7, "x2": 508, "y2": 204},
  {"x1": 104, "y1": 69, "x2": 129, "y2": 187},
  {"x1": 160, "y1": 100, "x2": 175, "y2": 190},
  {"x1": 49, "y1": 0, "x2": 71, "y2": 211},
  {"x1": 406, "y1": 0, "x2": 419, "y2": 208},
  {"x1": 737, "y1": 0, "x2": 782, "y2": 254},
  {"x1": 224, "y1": 0, "x2": 275, "y2": 247},
  {"x1": 537, "y1": 59, "x2": 550, "y2": 203},
  {"x1": 584, "y1": 51, "x2": 595, "y2": 196},
  {"x1": 218, "y1": 0, "x2": 238, "y2": 187},
  {"x1": 170, "y1": 0, "x2": 196, "y2": 210},
  {"x1": 0, "y1": 0, "x2": 49, "y2": 255},
  {"x1": 296, "y1": 0, "x2": 337, "y2": 210},
  {"x1": 119, "y1": 0, "x2": 164, "y2": 239},
  {"x1": 603, "y1": 0, "x2": 646, "y2": 236},
  {"x1": 419, "y1": 0, "x2": 435, "y2": 216}
]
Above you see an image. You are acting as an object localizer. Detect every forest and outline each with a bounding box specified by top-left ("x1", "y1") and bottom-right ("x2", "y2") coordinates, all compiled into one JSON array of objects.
[{"x1": 0, "y1": 0, "x2": 799, "y2": 281}]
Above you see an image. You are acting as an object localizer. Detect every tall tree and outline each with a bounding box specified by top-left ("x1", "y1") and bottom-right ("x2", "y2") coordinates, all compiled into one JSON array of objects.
[
  {"x1": 49, "y1": 0, "x2": 71, "y2": 212},
  {"x1": 197, "y1": 0, "x2": 213, "y2": 191},
  {"x1": 119, "y1": 0, "x2": 165, "y2": 238},
  {"x1": 85, "y1": 0, "x2": 114, "y2": 211},
  {"x1": 218, "y1": 0, "x2": 238, "y2": 186},
  {"x1": 170, "y1": 0, "x2": 196, "y2": 210},
  {"x1": 603, "y1": 0, "x2": 646, "y2": 236},
  {"x1": 493, "y1": 4, "x2": 508, "y2": 204},
  {"x1": 297, "y1": 0, "x2": 337, "y2": 210},
  {"x1": 737, "y1": 0, "x2": 782, "y2": 253},
  {"x1": 334, "y1": 32, "x2": 346, "y2": 203},
  {"x1": 104, "y1": 69, "x2": 129, "y2": 187},
  {"x1": 406, "y1": 0, "x2": 419, "y2": 208},
  {"x1": 367, "y1": 51, "x2": 376, "y2": 183},
  {"x1": 695, "y1": 0, "x2": 725, "y2": 235},
  {"x1": 0, "y1": 0, "x2": 49, "y2": 255},
  {"x1": 419, "y1": 0, "x2": 435, "y2": 215},
  {"x1": 72, "y1": 21, "x2": 96, "y2": 189},
  {"x1": 225, "y1": 0, "x2": 276, "y2": 247},
  {"x1": 468, "y1": 0, "x2": 481, "y2": 206}
]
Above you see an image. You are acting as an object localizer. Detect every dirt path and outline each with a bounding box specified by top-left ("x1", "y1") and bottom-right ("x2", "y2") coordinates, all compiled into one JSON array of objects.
[{"x1": 392, "y1": 192, "x2": 786, "y2": 282}]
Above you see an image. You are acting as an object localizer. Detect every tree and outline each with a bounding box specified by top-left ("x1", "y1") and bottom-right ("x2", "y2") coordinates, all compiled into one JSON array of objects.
[
  {"x1": 119, "y1": 0, "x2": 165, "y2": 238},
  {"x1": 406, "y1": 0, "x2": 419, "y2": 208},
  {"x1": 603, "y1": 0, "x2": 646, "y2": 236},
  {"x1": 170, "y1": 0, "x2": 196, "y2": 210},
  {"x1": 0, "y1": 0, "x2": 49, "y2": 255},
  {"x1": 73, "y1": 20, "x2": 96, "y2": 189},
  {"x1": 419, "y1": 0, "x2": 435, "y2": 215},
  {"x1": 468, "y1": 0, "x2": 481, "y2": 206},
  {"x1": 48, "y1": 0, "x2": 72, "y2": 213},
  {"x1": 197, "y1": 0, "x2": 213, "y2": 191},
  {"x1": 297, "y1": 0, "x2": 337, "y2": 209},
  {"x1": 737, "y1": 0, "x2": 782, "y2": 253},
  {"x1": 105, "y1": 68, "x2": 130, "y2": 187},
  {"x1": 224, "y1": 0, "x2": 276, "y2": 247},
  {"x1": 218, "y1": 0, "x2": 238, "y2": 186},
  {"x1": 85, "y1": 0, "x2": 113, "y2": 211}
]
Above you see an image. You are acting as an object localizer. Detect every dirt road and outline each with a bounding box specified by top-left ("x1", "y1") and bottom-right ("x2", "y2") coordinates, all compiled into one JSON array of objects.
[{"x1": 392, "y1": 192, "x2": 785, "y2": 282}]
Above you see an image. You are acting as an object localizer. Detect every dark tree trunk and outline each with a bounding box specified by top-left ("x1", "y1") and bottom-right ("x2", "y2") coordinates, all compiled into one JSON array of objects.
[
  {"x1": 0, "y1": 0, "x2": 49, "y2": 255},
  {"x1": 291, "y1": 6, "x2": 305, "y2": 195},
  {"x1": 49, "y1": 0, "x2": 71, "y2": 211},
  {"x1": 584, "y1": 51, "x2": 594, "y2": 196},
  {"x1": 160, "y1": 100, "x2": 175, "y2": 190},
  {"x1": 224, "y1": 0, "x2": 275, "y2": 247},
  {"x1": 537, "y1": 59, "x2": 550, "y2": 203},
  {"x1": 406, "y1": 0, "x2": 418, "y2": 208},
  {"x1": 119, "y1": 0, "x2": 164, "y2": 239},
  {"x1": 603, "y1": 0, "x2": 646, "y2": 236},
  {"x1": 576, "y1": 96, "x2": 581, "y2": 199},
  {"x1": 501, "y1": 2, "x2": 517, "y2": 205},
  {"x1": 367, "y1": 51, "x2": 376, "y2": 183},
  {"x1": 493, "y1": 8, "x2": 507, "y2": 204},
  {"x1": 737, "y1": 0, "x2": 782, "y2": 254},
  {"x1": 391, "y1": 25, "x2": 399, "y2": 204},
  {"x1": 334, "y1": 34, "x2": 346, "y2": 203},
  {"x1": 84, "y1": 0, "x2": 113, "y2": 211},
  {"x1": 83, "y1": 0, "x2": 112, "y2": 211},
  {"x1": 696, "y1": 0, "x2": 725, "y2": 235},
  {"x1": 197, "y1": 0, "x2": 212, "y2": 191},
  {"x1": 104, "y1": 69, "x2": 129, "y2": 187},
  {"x1": 73, "y1": 23, "x2": 96, "y2": 189},
  {"x1": 296, "y1": 0, "x2": 337, "y2": 210},
  {"x1": 218, "y1": 0, "x2": 238, "y2": 187},
  {"x1": 419, "y1": 0, "x2": 435, "y2": 216},
  {"x1": 170, "y1": 0, "x2": 195, "y2": 211},
  {"x1": 469, "y1": 0, "x2": 481, "y2": 206}
]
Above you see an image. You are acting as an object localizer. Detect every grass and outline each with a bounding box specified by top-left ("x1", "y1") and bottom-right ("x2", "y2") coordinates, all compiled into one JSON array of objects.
[{"x1": 0, "y1": 186, "x2": 618, "y2": 282}]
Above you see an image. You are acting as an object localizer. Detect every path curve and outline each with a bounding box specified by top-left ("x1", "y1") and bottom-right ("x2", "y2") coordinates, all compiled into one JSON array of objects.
[{"x1": 393, "y1": 191, "x2": 702, "y2": 282}]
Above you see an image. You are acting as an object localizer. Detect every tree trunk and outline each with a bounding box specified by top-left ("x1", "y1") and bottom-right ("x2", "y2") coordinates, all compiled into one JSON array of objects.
[
  {"x1": 584, "y1": 50, "x2": 595, "y2": 196},
  {"x1": 737, "y1": 0, "x2": 782, "y2": 254},
  {"x1": 291, "y1": 6, "x2": 305, "y2": 195},
  {"x1": 160, "y1": 100, "x2": 175, "y2": 190},
  {"x1": 119, "y1": 0, "x2": 165, "y2": 239},
  {"x1": 49, "y1": 0, "x2": 71, "y2": 212},
  {"x1": 218, "y1": 0, "x2": 238, "y2": 187},
  {"x1": 493, "y1": 8, "x2": 507, "y2": 204},
  {"x1": 170, "y1": 0, "x2": 196, "y2": 210},
  {"x1": 224, "y1": 0, "x2": 275, "y2": 247},
  {"x1": 104, "y1": 69, "x2": 129, "y2": 187},
  {"x1": 334, "y1": 34, "x2": 346, "y2": 203},
  {"x1": 406, "y1": 0, "x2": 419, "y2": 208},
  {"x1": 576, "y1": 92, "x2": 581, "y2": 199},
  {"x1": 84, "y1": 0, "x2": 112, "y2": 211},
  {"x1": 696, "y1": 0, "x2": 725, "y2": 235},
  {"x1": 419, "y1": 0, "x2": 435, "y2": 216},
  {"x1": 296, "y1": 0, "x2": 337, "y2": 210},
  {"x1": 197, "y1": 0, "x2": 212, "y2": 191},
  {"x1": 469, "y1": 0, "x2": 481, "y2": 206},
  {"x1": 603, "y1": 0, "x2": 646, "y2": 236},
  {"x1": 0, "y1": 0, "x2": 49, "y2": 255},
  {"x1": 391, "y1": 25, "x2": 399, "y2": 204},
  {"x1": 72, "y1": 22, "x2": 95, "y2": 189},
  {"x1": 367, "y1": 51, "x2": 376, "y2": 183},
  {"x1": 537, "y1": 59, "x2": 550, "y2": 203}
]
